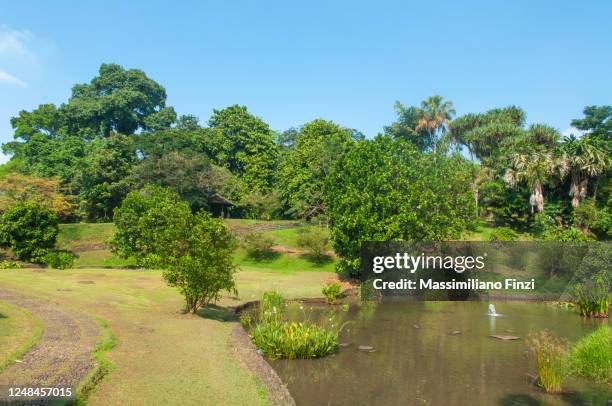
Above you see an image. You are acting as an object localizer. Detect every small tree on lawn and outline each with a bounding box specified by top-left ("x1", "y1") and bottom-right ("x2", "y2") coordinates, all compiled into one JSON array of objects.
[
  {"x1": 111, "y1": 185, "x2": 238, "y2": 313},
  {"x1": 0, "y1": 203, "x2": 59, "y2": 262}
]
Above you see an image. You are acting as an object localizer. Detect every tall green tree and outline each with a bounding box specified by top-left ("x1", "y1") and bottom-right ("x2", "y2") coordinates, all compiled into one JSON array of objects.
[
  {"x1": 385, "y1": 96, "x2": 455, "y2": 152},
  {"x1": 571, "y1": 105, "x2": 611, "y2": 142},
  {"x1": 63, "y1": 63, "x2": 176, "y2": 137},
  {"x1": 504, "y1": 125, "x2": 562, "y2": 214},
  {"x1": 559, "y1": 135, "x2": 609, "y2": 208},
  {"x1": 278, "y1": 119, "x2": 353, "y2": 218},
  {"x1": 324, "y1": 135, "x2": 475, "y2": 276},
  {"x1": 205, "y1": 105, "x2": 278, "y2": 192},
  {"x1": 75, "y1": 134, "x2": 137, "y2": 219}
]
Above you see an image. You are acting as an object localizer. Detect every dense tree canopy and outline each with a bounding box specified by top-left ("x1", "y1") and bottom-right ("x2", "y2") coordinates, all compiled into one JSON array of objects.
[
  {"x1": 324, "y1": 135, "x2": 476, "y2": 276},
  {"x1": 0, "y1": 62, "x2": 608, "y2": 243},
  {"x1": 278, "y1": 119, "x2": 354, "y2": 218},
  {"x1": 206, "y1": 105, "x2": 279, "y2": 192}
]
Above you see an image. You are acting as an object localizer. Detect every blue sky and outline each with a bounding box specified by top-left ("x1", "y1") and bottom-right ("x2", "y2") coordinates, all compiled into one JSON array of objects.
[{"x1": 1, "y1": 0, "x2": 610, "y2": 162}]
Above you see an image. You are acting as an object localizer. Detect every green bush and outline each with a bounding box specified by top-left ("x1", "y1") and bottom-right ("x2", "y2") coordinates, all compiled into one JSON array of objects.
[
  {"x1": 570, "y1": 326, "x2": 612, "y2": 384},
  {"x1": 250, "y1": 320, "x2": 337, "y2": 359},
  {"x1": 488, "y1": 227, "x2": 518, "y2": 241},
  {"x1": 0, "y1": 203, "x2": 58, "y2": 263},
  {"x1": 296, "y1": 227, "x2": 329, "y2": 261},
  {"x1": 324, "y1": 136, "x2": 475, "y2": 277},
  {"x1": 322, "y1": 282, "x2": 342, "y2": 304},
  {"x1": 242, "y1": 232, "x2": 275, "y2": 260},
  {"x1": 112, "y1": 185, "x2": 238, "y2": 313},
  {"x1": 526, "y1": 329, "x2": 570, "y2": 393},
  {"x1": 44, "y1": 251, "x2": 75, "y2": 269},
  {"x1": 0, "y1": 261, "x2": 22, "y2": 269},
  {"x1": 573, "y1": 199, "x2": 611, "y2": 238}
]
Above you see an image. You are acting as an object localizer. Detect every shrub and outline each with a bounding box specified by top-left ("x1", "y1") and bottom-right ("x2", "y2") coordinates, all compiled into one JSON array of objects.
[
  {"x1": 570, "y1": 326, "x2": 612, "y2": 384},
  {"x1": 488, "y1": 227, "x2": 518, "y2": 241},
  {"x1": 250, "y1": 320, "x2": 337, "y2": 359},
  {"x1": 242, "y1": 232, "x2": 275, "y2": 260},
  {"x1": 44, "y1": 251, "x2": 75, "y2": 269},
  {"x1": 296, "y1": 227, "x2": 329, "y2": 261},
  {"x1": 0, "y1": 261, "x2": 22, "y2": 269},
  {"x1": 322, "y1": 282, "x2": 342, "y2": 304},
  {"x1": 526, "y1": 330, "x2": 569, "y2": 393},
  {"x1": 113, "y1": 186, "x2": 238, "y2": 313},
  {"x1": 0, "y1": 203, "x2": 59, "y2": 263},
  {"x1": 573, "y1": 199, "x2": 611, "y2": 238}
]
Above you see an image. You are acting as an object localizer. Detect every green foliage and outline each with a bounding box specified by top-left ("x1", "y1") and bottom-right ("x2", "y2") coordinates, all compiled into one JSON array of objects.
[
  {"x1": 571, "y1": 105, "x2": 611, "y2": 142},
  {"x1": 278, "y1": 119, "x2": 353, "y2": 218},
  {"x1": 206, "y1": 105, "x2": 278, "y2": 192},
  {"x1": 242, "y1": 232, "x2": 275, "y2": 260},
  {"x1": 296, "y1": 227, "x2": 330, "y2": 262},
  {"x1": 63, "y1": 63, "x2": 175, "y2": 137},
  {"x1": 526, "y1": 329, "x2": 569, "y2": 393},
  {"x1": 487, "y1": 227, "x2": 518, "y2": 241},
  {"x1": 250, "y1": 320, "x2": 337, "y2": 359},
  {"x1": 110, "y1": 184, "x2": 192, "y2": 266},
  {"x1": 259, "y1": 291, "x2": 284, "y2": 322},
  {"x1": 570, "y1": 278, "x2": 610, "y2": 318},
  {"x1": 385, "y1": 96, "x2": 455, "y2": 152},
  {"x1": 239, "y1": 190, "x2": 282, "y2": 220},
  {"x1": 0, "y1": 261, "x2": 22, "y2": 269},
  {"x1": 160, "y1": 211, "x2": 238, "y2": 313},
  {"x1": 324, "y1": 135, "x2": 475, "y2": 276},
  {"x1": 573, "y1": 199, "x2": 611, "y2": 238},
  {"x1": 112, "y1": 185, "x2": 237, "y2": 312},
  {"x1": 569, "y1": 326, "x2": 612, "y2": 384},
  {"x1": 322, "y1": 282, "x2": 342, "y2": 304},
  {"x1": 0, "y1": 203, "x2": 58, "y2": 262},
  {"x1": 133, "y1": 151, "x2": 219, "y2": 211},
  {"x1": 44, "y1": 251, "x2": 75, "y2": 269},
  {"x1": 75, "y1": 134, "x2": 137, "y2": 220}
]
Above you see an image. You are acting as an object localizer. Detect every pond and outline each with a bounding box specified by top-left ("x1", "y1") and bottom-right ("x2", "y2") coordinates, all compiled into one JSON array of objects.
[{"x1": 269, "y1": 301, "x2": 611, "y2": 406}]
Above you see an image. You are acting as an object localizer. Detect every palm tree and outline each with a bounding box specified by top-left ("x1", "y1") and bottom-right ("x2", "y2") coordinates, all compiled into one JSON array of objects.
[
  {"x1": 559, "y1": 135, "x2": 609, "y2": 208},
  {"x1": 505, "y1": 149, "x2": 561, "y2": 214},
  {"x1": 415, "y1": 95, "x2": 456, "y2": 152}
]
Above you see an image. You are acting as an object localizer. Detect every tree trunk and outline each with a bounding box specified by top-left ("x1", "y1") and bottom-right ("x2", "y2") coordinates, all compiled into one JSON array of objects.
[{"x1": 529, "y1": 180, "x2": 544, "y2": 214}]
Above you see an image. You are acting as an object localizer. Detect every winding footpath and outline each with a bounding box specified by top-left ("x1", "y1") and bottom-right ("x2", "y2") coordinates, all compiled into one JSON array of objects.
[{"x1": 0, "y1": 289, "x2": 100, "y2": 403}]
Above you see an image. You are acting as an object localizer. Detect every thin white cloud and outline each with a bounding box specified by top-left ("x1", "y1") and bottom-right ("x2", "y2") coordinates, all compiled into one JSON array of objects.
[
  {"x1": 0, "y1": 25, "x2": 35, "y2": 62},
  {"x1": 0, "y1": 70, "x2": 26, "y2": 87}
]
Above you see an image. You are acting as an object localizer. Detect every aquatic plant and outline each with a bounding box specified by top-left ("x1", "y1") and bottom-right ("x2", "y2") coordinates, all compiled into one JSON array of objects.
[
  {"x1": 259, "y1": 291, "x2": 284, "y2": 322},
  {"x1": 322, "y1": 282, "x2": 342, "y2": 304},
  {"x1": 570, "y1": 278, "x2": 610, "y2": 318},
  {"x1": 569, "y1": 326, "x2": 612, "y2": 384},
  {"x1": 526, "y1": 329, "x2": 569, "y2": 393},
  {"x1": 250, "y1": 320, "x2": 337, "y2": 359}
]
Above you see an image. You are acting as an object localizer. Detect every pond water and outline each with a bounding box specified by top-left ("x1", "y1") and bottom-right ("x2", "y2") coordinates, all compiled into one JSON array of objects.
[{"x1": 269, "y1": 301, "x2": 611, "y2": 406}]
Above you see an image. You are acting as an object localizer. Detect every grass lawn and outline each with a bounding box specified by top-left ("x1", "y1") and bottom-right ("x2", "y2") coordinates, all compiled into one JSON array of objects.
[
  {"x1": 0, "y1": 266, "x2": 331, "y2": 405},
  {"x1": 463, "y1": 221, "x2": 533, "y2": 241},
  {"x1": 58, "y1": 222, "x2": 335, "y2": 271},
  {"x1": 0, "y1": 300, "x2": 44, "y2": 373}
]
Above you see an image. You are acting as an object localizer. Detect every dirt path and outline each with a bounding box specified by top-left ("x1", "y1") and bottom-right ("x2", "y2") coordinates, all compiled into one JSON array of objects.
[{"x1": 0, "y1": 289, "x2": 100, "y2": 401}]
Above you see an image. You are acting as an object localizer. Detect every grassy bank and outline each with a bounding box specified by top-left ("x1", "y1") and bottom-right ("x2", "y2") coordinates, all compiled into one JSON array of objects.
[
  {"x1": 0, "y1": 267, "x2": 330, "y2": 405},
  {"x1": 0, "y1": 300, "x2": 44, "y2": 373}
]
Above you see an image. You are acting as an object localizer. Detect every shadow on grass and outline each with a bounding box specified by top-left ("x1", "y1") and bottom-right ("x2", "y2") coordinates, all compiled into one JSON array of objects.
[
  {"x1": 0, "y1": 312, "x2": 6, "y2": 319},
  {"x1": 246, "y1": 251, "x2": 281, "y2": 262},
  {"x1": 299, "y1": 253, "x2": 333, "y2": 266},
  {"x1": 197, "y1": 304, "x2": 237, "y2": 323}
]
